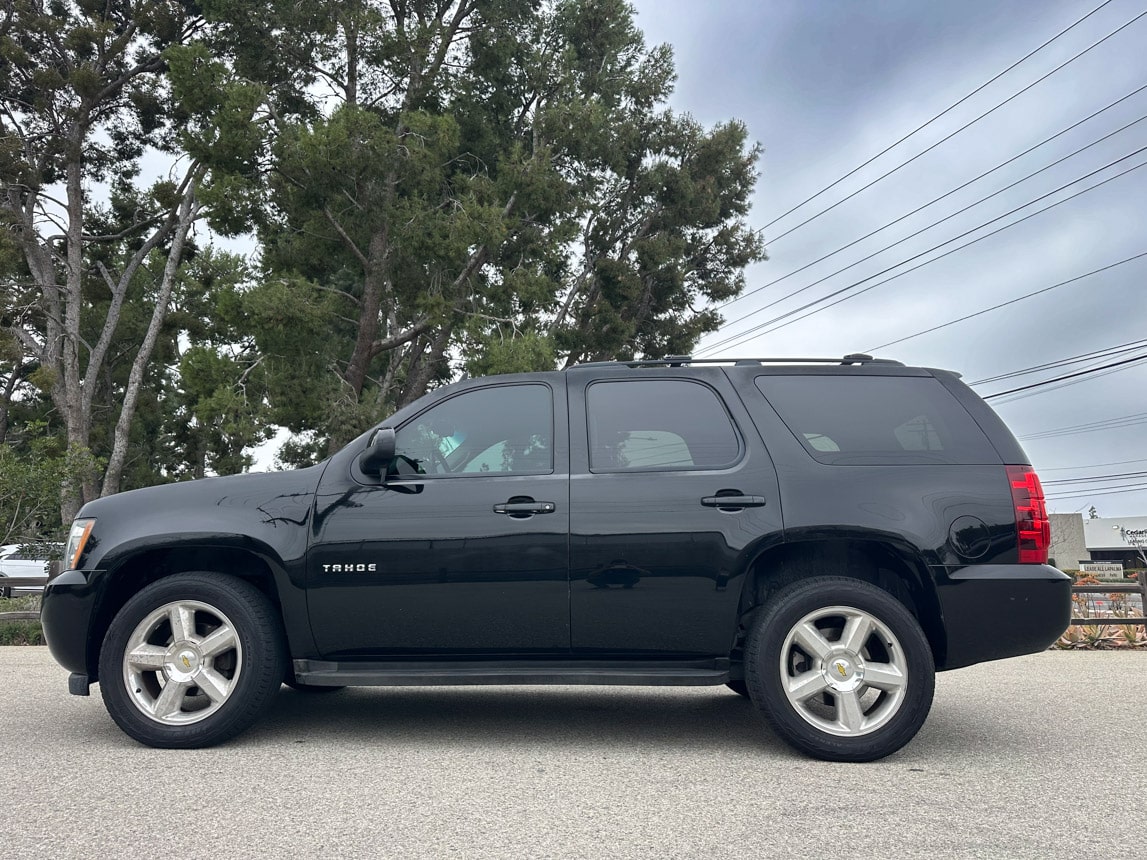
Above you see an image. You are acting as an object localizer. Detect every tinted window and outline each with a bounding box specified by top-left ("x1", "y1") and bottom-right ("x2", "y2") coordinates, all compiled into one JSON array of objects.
[
  {"x1": 587, "y1": 380, "x2": 740, "y2": 471},
  {"x1": 755, "y1": 375, "x2": 998, "y2": 465},
  {"x1": 395, "y1": 384, "x2": 552, "y2": 476}
]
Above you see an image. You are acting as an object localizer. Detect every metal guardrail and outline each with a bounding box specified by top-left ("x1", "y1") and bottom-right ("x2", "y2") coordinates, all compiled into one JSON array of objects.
[
  {"x1": 0, "y1": 561, "x2": 56, "y2": 621},
  {"x1": 1070, "y1": 580, "x2": 1147, "y2": 626},
  {"x1": 0, "y1": 576, "x2": 47, "y2": 621}
]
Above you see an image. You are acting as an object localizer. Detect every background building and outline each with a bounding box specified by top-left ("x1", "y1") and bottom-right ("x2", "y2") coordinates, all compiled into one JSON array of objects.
[{"x1": 1048, "y1": 514, "x2": 1147, "y2": 571}]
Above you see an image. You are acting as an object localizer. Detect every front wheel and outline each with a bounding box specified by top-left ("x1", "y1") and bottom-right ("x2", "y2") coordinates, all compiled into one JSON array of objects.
[
  {"x1": 745, "y1": 577, "x2": 934, "y2": 762},
  {"x1": 98, "y1": 572, "x2": 286, "y2": 748}
]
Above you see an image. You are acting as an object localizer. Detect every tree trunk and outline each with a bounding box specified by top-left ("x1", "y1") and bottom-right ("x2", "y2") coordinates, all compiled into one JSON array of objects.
[
  {"x1": 397, "y1": 323, "x2": 453, "y2": 408},
  {"x1": 101, "y1": 185, "x2": 198, "y2": 497},
  {"x1": 343, "y1": 229, "x2": 390, "y2": 398}
]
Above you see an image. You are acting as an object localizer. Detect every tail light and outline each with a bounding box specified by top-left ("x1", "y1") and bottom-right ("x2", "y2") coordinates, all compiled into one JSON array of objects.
[{"x1": 1007, "y1": 465, "x2": 1050, "y2": 564}]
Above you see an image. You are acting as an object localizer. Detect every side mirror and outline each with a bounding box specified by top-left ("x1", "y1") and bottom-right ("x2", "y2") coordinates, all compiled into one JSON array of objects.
[{"x1": 359, "y1": 427, "x2": 396, "y2": 477}]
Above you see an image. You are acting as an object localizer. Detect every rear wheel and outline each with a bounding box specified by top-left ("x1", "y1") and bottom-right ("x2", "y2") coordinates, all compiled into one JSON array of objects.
[
  {"x1": 745, "y1": 577, "x2": 934, "y2": 762},
  {"x1": 98, "y1": 572, "x2": 286, "y2": 748}
]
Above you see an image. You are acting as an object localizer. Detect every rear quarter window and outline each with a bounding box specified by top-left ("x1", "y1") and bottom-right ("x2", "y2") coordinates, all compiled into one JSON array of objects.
[{"x1": 755, "y1": 375, "x2": 999, "y2": 465}]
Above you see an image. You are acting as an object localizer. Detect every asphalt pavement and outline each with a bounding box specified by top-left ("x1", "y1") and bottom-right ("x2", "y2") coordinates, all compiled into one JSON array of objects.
[{"x1": 1, "y1": 646, "x2": 1143, "y2": 859}]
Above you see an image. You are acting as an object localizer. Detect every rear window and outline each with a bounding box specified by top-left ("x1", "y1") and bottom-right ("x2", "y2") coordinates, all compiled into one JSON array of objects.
[{"x1": 754, "y1": 375, "x2": 999, "y2": 465}]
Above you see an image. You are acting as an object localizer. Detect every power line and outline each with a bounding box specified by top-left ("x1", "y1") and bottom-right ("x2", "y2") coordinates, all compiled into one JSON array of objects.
[
  {"x1": 717, "y1": 83, "x2": 1147, "y2": 314},
  {"x1": 756, "y1": 0, "x2": 1118, "y2": 237},
  {"x1": 761, "y1": 5, "x2": 1147, "y2": 245},
  {"x1": 988, "y1": 357, "x2": 1147, "y2": 405},
  {"x1": 700, "y1": 148, "x2": 1147, "y2": 354},
  {"x1": 1018, "y1": 411, "x2": 1147, "y2": 440},
  {"x1": 711, "y1": 112, "x2": 1147, "y2": 335},
  {"x1": 1049, "y1": 480, "x2": 1147, "y2": 491},
  {"x1": 1044, "y1": 471, "x2": 1147, "y2": 485},
  {"x1": 1041, "y1": 458, "x2": 1147, "y2": 471},
  {"x1": 983, "y1": 354, "x2": 1147, "y2": 399},
  {"x1": 865, "y1": 252, "x2": 1147, "y2": 351},
  {"x1": 969, "y1": 339, "x2": 1147, "y2": 385},
  {"x1": 698, "y1": 151, "x2": 1147, "y2": 355},
  {"x1": 1045, "y1": 483, "x2": 1147, "y2": 500}
]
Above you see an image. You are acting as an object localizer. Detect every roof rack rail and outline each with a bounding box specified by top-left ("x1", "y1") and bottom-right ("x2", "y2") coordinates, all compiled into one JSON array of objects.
[{"x1": 567, "y1": 354, "x2": 905, "y2": 369}]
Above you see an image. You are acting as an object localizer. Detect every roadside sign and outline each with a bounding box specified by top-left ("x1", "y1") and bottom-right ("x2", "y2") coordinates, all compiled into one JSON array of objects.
[{"x1": 1080, "y1": 561, "x2": 1125, "y2": 581}]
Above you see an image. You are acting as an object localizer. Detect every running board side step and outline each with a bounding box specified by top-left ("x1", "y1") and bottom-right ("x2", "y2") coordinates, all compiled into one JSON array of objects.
[{"x1": 292, "y1": 658, "x2": 731, "y2": 687}]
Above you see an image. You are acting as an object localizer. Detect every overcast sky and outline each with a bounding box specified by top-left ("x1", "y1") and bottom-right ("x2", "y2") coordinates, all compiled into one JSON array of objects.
[{"x1": 631, "y1": 0, "x2": 1147, "y2": 517}]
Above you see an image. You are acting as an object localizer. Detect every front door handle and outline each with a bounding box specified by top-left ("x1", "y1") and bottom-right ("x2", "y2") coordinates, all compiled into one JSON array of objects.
[
  {"x1": 701, "y1": 494, "x2": 767, "y2": 510},
  {"x1": 494, "y1": 500, "x2": 556, "y2": 516}
]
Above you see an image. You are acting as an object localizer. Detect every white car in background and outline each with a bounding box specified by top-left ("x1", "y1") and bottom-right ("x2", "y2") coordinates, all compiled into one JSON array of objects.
[{"x1": 0, "y1": 544, "x2": 59, "y2": 597}]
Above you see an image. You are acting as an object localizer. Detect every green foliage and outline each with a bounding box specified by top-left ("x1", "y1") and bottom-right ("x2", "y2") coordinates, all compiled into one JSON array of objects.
[
  {"x1": 231, "y1": 0, "x2": 763, "y2": 458},
  {"x1": 0, "y1": 425, "x2": 74, "y2": 543},
  {"x1": 0, "y1": 620, "x2": 44, "y2": 646},
  {"x1": 3, "y1": 0, "x2": 765, "y2": 479},
  {"x1": 465, "y1": 332, "x2": 557, "y2": 377}
]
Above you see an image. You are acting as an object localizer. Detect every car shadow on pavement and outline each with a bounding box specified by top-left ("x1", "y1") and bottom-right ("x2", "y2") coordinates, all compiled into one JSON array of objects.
[
  {"x1": 244, "y1": 685, "x2": 790, "y2": 754},
  {"x1": 68, "y1": 683, "x2": 1027, "y2": 760}
]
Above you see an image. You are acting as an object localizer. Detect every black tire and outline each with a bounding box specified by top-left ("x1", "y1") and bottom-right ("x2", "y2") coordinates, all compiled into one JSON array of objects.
[
  {"x1": 725, "y1": 680, "x2": 751, "y2": 698},
  {"x1": 98, "y1": 572, "x2": 287, "y2": 749},
  {"x1": 745, "y1": 576, "x2": 934, "y2": 762},
  {"x1": 1, "y1": 583, "x2": 11, "y2": 599}
]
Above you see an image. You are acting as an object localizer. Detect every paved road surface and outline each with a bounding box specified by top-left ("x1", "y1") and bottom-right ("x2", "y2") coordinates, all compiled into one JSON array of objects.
[{"x1": 1, "y1": 647, "x2": 1143, "y2": 859}]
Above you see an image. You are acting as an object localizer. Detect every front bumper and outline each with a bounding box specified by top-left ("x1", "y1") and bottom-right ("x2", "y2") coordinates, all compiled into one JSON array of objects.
[
  {"x1": 41, "y1": 569, "x2": 103, "y2": 679},
  {"x1": 934, "y1": 564, "x2": 1072, "y2": 670}
]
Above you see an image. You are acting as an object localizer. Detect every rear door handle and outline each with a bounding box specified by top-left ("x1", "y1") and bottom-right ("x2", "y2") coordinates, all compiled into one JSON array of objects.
[
  {"x1": 701, "y1": 495, "x2": 767, "y2": 509},
  {"x1": 494, "y1": 501, "x2": 556, "y2": 515}
]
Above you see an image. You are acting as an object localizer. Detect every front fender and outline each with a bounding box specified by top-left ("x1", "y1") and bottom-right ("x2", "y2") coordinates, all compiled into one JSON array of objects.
[{"x1": 43, "y1": 467, "x2": 325, "y2": 681}]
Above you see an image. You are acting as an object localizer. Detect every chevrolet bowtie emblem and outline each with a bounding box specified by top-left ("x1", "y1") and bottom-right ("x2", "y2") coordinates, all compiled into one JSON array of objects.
[
  {"x1": 182, "y1": 655, "x2": 191, "y2": 669},
  {"x1": 835, "y1": 662, "x2": 847, "y2": 678}
]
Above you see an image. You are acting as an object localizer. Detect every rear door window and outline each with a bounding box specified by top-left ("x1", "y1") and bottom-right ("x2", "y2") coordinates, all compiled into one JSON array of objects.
[
  {"x1": 586, "y1": 379, "x2": 741, "y2": 472},
  {"x1": 755, "y1": 375, "x2": 998, "y2": 465}
]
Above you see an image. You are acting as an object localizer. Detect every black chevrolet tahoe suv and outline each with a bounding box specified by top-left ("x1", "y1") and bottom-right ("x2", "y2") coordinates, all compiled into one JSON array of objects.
[{"x1": 41, "y1": 355, "x2": 1071, "y2": 761}]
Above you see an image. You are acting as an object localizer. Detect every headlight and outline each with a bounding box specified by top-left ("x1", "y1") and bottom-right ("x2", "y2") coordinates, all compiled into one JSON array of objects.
[{"x1": 65, "y1": 519, "x2": 95, "y2": 570}]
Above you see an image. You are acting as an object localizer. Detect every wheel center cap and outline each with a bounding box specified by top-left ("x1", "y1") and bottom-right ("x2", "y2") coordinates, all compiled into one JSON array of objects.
[
  {"x1": 823, "y1": 650, "x2": 865, "y2": 692},
  {"x1": 164, "y1": 645, "x2": 202, "y2": 682}
]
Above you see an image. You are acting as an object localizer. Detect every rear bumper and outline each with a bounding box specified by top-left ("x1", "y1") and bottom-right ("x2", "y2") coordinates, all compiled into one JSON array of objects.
[
  {"x1": 41, "y1": 570, "x2": 103, "y2": 678},
  {"x1": 934, "y1": 564, "x2": 1072, "y2": 670}
]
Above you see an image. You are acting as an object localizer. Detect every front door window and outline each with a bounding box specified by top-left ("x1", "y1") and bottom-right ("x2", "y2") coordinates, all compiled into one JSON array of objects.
[{"x1": 394, "y1": 384, "x2": 553, "y2": 476}]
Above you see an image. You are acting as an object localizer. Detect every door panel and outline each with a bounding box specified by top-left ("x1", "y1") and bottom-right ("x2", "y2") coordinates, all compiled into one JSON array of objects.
[
  {"x1": 568, "y1": 372, "x2": 782, "y2": 656},
  {"x1": 307, "y1": 380, "x2": 570, "y2": 658}
]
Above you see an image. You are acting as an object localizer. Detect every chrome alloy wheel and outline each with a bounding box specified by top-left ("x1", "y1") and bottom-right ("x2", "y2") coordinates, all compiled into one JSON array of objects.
[
  {"x1": 121, "y1": 600, "x2": 244, "y2": 726},
  {"x1": 779, "y1": 605, "x2": 908, "y2": 738}
]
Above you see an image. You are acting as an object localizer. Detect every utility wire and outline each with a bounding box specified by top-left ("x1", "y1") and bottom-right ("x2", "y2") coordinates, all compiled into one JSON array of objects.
[
  {"x1": 756, "y1": 0, "x2": 1117, "y2": 236},
  {"x1": 1044, "y1": 471, "x2": 1147, "y2": 485},
  {"x1": 1018, "y1": 411, "x2": 1147, "y2": 440},
  {"x1": 1050, "y1": 481, "x2": 1147, "y2": 495},
  {"x1": 761, "y1": 5, "x2": 1146, "y2": 245},
  {"x1": 1046, "y1": 483, "x2": 1147, "y2": 499},
  {"x1": 1041, "y1": 458, "x2": 1147, "y2": 471},
  {"x1": 969, "y1": 339, "x2": 1147, "y2": 384},
  {"x1": 700, "y1": 147, "x2": 1147, "y2": 355},
  {"x1": 983, "y1": 354, "x2": 1147, "y2": 399},
  {"x1": 697, "y1": 151, "x2": 1147, "y2": 356},
  {"x1": 717, "y1": 83, "x2": 1147, "y2": 313},
  {"x1": 712, "y1": 112, "x2": 1147, "y2": 334},
  {"x1": 865, "y1": 252, "x2": 1147, "y2": 351},
  {"x1": 988, "y1": 358, "x2": 1147, "y2": 405}
]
